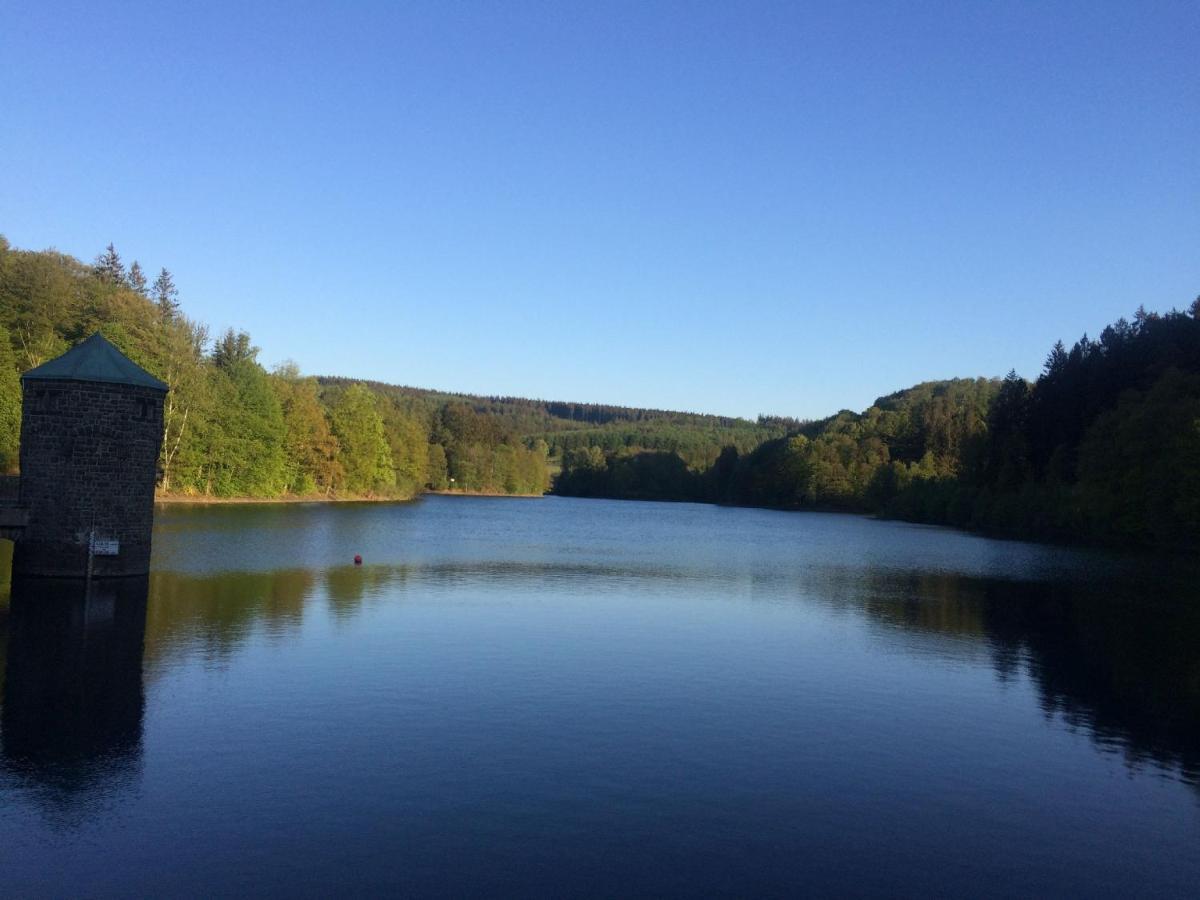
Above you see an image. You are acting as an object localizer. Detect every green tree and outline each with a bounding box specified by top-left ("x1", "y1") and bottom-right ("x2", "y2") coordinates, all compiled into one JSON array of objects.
[
  {"x1": 426, "y1": 443, "x2": 449, "y2": 489},
  {"x1": 128, "y1": 261, "x2": 148, "y2": 296},
  {"x1": 984, "y1": 371, "x2": 1031, "y2": 490},
  {"x1": 330, "y1": 384, "x2": 395, "y2": 494},
  {"x1": 206, "y1": 359, "x2": 288, "y2": 496},
  {"x1": 94, "y1": 243, "x2": 126, "y2": 285},
  {"x1": 212, "y1": 328, "x2": 257, "y2": 368},
  {"x1": 191, "y1": 332, "x2": 289, "y2": 496},
  {"x1": 1076, "y1": 369, "x2": 1200, "y2": 547},
  {"x1": 273, "y1": 363, "x2": 343, "y2": 495},
  {"x1": 153, "y1": 268, "x2": 180, "y2": 321},
  {"x1": 154, "y1": 315, "x2": 210, "y2": 491},
  {"x1": 0, "y1": 323, "x2": 21, "y2": 471},
  {"x1": 378, "y1": 395, "x2": 429, "y2": 496},
  {"x1": 0, "y1": 243, "x2": 76, "y2": 366}
]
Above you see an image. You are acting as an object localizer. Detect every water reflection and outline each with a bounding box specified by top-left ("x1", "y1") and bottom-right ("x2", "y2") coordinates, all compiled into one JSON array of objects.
[
  {"x1": 979, "y1": 575, "x2": 1200, "y2": 783},
  {"x1": 1, "y1": 532, "x2": 1198, "y2": 849},
  {"x1": 1, "y1": 494, "x2": 1199, "y2": 896},
  {"x1": 137, "y1": 565, "x2": 415, "y2": 669},
  {"x1": 829, "y1": 566, "x2": 1200, "y2": 785},
  {"x1": 1, "y1": 577, "x2": 148, "y2": 809},
  {"x1": 144, "y1": 568, "x2": 315, "y2": 667},
  {"x1": 136, "y1": 558, "x2": 1200, "y2": 793}
]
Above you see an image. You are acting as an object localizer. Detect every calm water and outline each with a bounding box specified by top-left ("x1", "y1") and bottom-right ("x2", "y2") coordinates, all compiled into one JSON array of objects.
[{"x1": 1, "y1": 496, "x2": 1198, "y2": 896}]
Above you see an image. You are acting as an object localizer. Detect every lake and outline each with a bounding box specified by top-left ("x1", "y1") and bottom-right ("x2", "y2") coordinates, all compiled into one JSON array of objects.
[{"x1": 1, "y1": 496, "x2": 1197, "y2": 896}]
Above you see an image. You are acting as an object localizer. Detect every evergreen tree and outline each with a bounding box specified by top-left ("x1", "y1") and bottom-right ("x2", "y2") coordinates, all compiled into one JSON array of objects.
[
  {"x1": 984, "y1": 371, "x2": 1031, "y2": 489},
  {"x1": 128, "y1": 260, "x2": 148, "y2": 296},
  {"x1": 94, "y1": 243, "x2": 126, "y2": 284},
  {"x1": 153, "y1": 267, "x2": 180, "y2": 320},
  {"x1": 1076, "y1": 369, "x2": 1200, "y2": 546},
  {"x1": 212, "y1": 328, "x2": 258, "y2": 368}
]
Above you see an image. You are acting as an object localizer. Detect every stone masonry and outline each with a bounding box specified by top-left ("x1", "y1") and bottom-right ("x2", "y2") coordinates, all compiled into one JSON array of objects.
[{"x1": 13, "y1": 379, "x2": 165, "y2": 578}]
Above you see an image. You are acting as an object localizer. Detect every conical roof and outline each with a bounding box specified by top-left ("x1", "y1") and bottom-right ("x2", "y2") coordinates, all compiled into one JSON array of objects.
[{"x1": 22, "y1": 333, "x2": 169, "y2": 392}]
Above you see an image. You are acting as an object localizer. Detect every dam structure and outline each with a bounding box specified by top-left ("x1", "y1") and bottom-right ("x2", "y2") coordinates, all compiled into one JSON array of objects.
[{"x1": 0, "y1": 333, "x2": 167, "y2": 578}]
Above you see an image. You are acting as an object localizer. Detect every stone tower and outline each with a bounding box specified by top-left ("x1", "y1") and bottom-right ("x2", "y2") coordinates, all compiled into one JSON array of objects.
[{"x1": 12, "y1": 334, "x2": 167, "y2": 578}]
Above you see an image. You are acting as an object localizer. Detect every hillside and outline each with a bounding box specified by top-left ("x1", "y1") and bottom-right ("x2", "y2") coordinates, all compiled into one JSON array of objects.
[
  {"x1": 318, "y1": 375, "x2": 792, "y2": 470},
  {"x1": 0, "y1": 236, "x2": 786, "y2": 498},
  {"x1": 557, "y1": 302, "x2": 1200, "y2": 549},
  {"x1": 556, "y1": 377, "x2": 999, "y2": 505},
  {"x1": 3, "y1": 235, "x2": 1196, "y2": 547}
]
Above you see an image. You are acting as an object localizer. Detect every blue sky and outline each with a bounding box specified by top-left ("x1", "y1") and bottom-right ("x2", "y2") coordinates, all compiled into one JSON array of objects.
[{"x1": 2, "y1": 1, "x2": 1196, "y2": 419}]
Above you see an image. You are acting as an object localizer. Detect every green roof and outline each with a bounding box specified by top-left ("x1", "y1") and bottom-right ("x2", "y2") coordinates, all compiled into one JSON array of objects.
[{"x1": 22, "y1": 333, "x2": 169, "y2": 392}]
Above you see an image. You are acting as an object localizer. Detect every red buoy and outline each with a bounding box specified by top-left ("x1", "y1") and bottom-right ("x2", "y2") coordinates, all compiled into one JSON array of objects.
[{"x1": 353, "y1": 554, "x2": 363, "y2": 566}]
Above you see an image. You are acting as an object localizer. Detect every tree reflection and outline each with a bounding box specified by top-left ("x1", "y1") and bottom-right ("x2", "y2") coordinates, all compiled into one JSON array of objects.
[
  {"x1": 324, "y1": 564, "x2": 410, "y2": 619},
  {"x1": 848, "y1": 566, "x2": 1200, "y2": 785},
  {"x1": 143, "y1": 568, "x2": 315, "y2": 670}
]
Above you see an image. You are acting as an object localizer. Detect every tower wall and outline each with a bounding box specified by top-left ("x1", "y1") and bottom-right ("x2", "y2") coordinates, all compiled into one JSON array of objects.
[{"x1": 13, "y1": 379, "x2": 165, "y2": 578}]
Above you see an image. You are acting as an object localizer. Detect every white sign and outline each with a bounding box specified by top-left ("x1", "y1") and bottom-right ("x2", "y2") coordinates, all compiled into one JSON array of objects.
[{"x1": 90, "y1": 537, "x2": 120, "y2": 556}]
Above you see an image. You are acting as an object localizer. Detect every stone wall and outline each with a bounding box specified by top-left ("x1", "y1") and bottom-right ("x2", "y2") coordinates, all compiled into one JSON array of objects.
[{"x1": 13, "y1": 379, "x2": 165, "y2": 578}]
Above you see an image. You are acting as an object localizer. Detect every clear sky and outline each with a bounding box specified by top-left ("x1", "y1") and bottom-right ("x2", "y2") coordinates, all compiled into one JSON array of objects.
[{"x1": 2, "y1": 1, "x2": 1196, "y2": 420}]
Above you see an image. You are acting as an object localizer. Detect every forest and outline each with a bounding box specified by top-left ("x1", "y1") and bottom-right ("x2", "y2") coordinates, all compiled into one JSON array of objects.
[
  {"x1": 0, "y1": 237, "x2": 777, "y2": 500},
  {"x1": 556, "y1": 377, "x2": 999, "y2": 506},
  {"x1": 557, "y1": 303, "x2": 1200, "y2": 549},
  {"x1": 3, "y1": 235, "x2": 1197, "y2": 547},
  {"x1": 0, "y1": 238, "x2": 551, "y2": 498}
]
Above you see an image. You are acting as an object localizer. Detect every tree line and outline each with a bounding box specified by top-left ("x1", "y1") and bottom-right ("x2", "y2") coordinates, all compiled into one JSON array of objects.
[
  {"x1": 556, "y1": 378, "x2": 998, "y2": 505},
  {"x1": 0, "y1": 237, "x2": 550, "y2": 498},
  {"x1": 557, "y1": 301, "x2": 1200, "y2": 549},
  {"x1": 6, "y1": 235, "x2": 1195, "y2": 545},
  {"x1": 314, "y1": 379, "x2": 792, "y2": 471}
]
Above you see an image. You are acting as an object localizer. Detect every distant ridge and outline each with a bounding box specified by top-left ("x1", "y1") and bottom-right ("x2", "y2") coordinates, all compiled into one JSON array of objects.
[{"x1": 316, "y1": 374, "x2": 808, "y2": 432}]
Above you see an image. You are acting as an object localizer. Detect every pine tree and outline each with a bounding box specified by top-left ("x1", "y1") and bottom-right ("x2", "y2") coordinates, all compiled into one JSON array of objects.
[
  {"x1": 128, "y1": 260, "x2": 148, "y2": 296},
  {"x1": 212, "y1": 328, "x2": 258, "y2": 368},
  {"x1": 153, "y1": 267, "x2": 180, "y2": 320},
  {"x1": 1042, "y1": 340, "x2": 1068, "y2": 377},
  {"x1": 94, "y1": 243, "x2": 126, "y2": 285}
]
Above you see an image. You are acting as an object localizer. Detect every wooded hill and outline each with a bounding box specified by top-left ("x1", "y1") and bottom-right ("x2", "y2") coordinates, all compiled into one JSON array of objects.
[
  {"x1": 4, "y1": 235, "x2": 1195, "y2": 547},
  {"x1": 0, "y1": 236, "x2": 784, "y2": 498},
  {"x1": 557, "y1": 301, "x2": 1200, "y2": 549},
  {"x1": 0, "y1": 238, "x2": 552, "y2": 498},
  {"x1": 318, "y1": 376, "x2": 791, "y2": 471},
  {"x1": 557, "y1": 377, "x2": 1000, "y2": 505}
]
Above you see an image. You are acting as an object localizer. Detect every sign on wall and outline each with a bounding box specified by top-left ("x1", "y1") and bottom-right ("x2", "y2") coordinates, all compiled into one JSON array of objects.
[{"x1": 90, "y1": 536, "x2": 120, "y2": 556}]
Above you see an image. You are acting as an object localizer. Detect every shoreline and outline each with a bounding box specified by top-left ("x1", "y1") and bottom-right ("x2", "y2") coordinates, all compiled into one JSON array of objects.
[
  {"x1": 154, "y1": 494, "x2": 415, "y2": 505},
  {"x1": 425, "y1": 490, "x2": 545, "y2": 499},
  {"x1": 155, "y1": 490, "x2": 545, "y2": 505}
]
